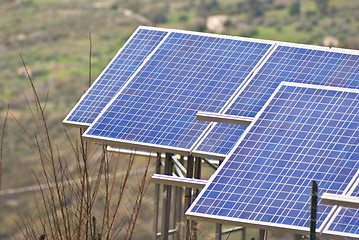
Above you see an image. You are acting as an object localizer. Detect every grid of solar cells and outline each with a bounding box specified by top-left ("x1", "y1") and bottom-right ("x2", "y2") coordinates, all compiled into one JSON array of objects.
[
  {"x1": 325, "y1": 180, "x2": 359, "y2": 236},
  {"x1": 64, "y1": 28, "x2": 168, "y2": 126},
  {"x1": 194, "y1": 45, "x2": 359, "y2": 157},
  {"x1": 227, "y1": 45, "x2": 359, "y2": 118},
  {"x1": 188, "y1": 83, "x2": 359, "y2": 232},
  {"x1": 83, "y1": 32, "x2": 271, "y2": 150},
  {"x1": 195, "y1": 123, "x2": 247, "y2": 157}
]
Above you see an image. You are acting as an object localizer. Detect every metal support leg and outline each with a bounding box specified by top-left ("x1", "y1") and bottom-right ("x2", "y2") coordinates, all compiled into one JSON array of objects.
[
  {"x1": 162, "y1": 153, "x2": 173, "y2": 240},
  {"x1": 310, "y1": 181, "x2": 318, "y2": 240},
  {"x1": 185, "y1": 156, "x2": 194, "y2": 240},
  {"x1": 174, "y1": 156, "x2": 183, "y2": 240},
  {"x1": 191, "y1": 157, "x2": 202, "y2": 240},
  {"x1": 178, "y1": 156, "x2": 185, "y2": 240},
  {"x1": 259, "y1": 229, "x2": 266, "y2": 240},
  {"x1": 215, "y1": 224, "x2": 222, "y2": 240},
  {"x1": 153, "y1": 153, "x2": 162, "y2": 240}
]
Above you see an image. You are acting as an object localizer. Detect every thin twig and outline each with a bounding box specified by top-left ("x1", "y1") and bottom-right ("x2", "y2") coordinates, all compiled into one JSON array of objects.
[
  {"x1": 0, "y1": 105, "x2": 9, "y2": 191},
  {"x1": 89, "y1": 32, "x2": 92, "y2": 87}
]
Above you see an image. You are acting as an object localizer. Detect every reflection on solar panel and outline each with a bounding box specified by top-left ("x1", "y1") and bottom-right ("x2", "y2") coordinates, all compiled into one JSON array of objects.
[
  {"x1": 63, "y1": 26, "x2": 169, "y2": 127},
  {"x1": 187, "y1": 82, "x2": 359, "y2": 234},
  {"x1": 323, "y1": 179, "x2": 359, "y2": 239},
  {"x1": 83, "y1": 30, "x2": 272, "y2": 153},
  {"x1": 194, "y1": 44, "x2": 359, "y2": 158}
]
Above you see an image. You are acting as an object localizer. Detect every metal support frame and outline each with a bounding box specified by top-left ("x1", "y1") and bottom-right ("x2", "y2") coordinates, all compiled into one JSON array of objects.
[
  {"x1": 216, "y1": 160, "x2": 223, "y2": 240},
  {"x1": 153, "y1": 153, "x2": 162, "y2": 240},
  {"x1": 310, "y1": 181, "x2": 318, "y2": 240},
  {"x1": 190, "y1": 157, "x2": 202, "y2": 240},
  {"x1": 321, "y1": 192, "x2": 359, "y2": 208},
  {"x1": 215, "y1": 224, "x2": 222, "y2": 240},
  {"x1": 259, "y1": 229, "x2": 266, "y2": 240},
  {"x1": 161, "y1": 153, "x2": 174, "y2": 240},
  {"x1": 185, "y1": 156, "x2": 194, "y2": 240},
  {"x1": 202, "y1": 158, "x2": 218, "y2": 170},
  {"x1": 177, "y1": 156, "x2": 185, "y2": 240},
  {"x1": 196, "y1": 111, "x2": 254, "y2": 125},
  {"x1": 152, "y1": 174, "x2": 207, "y2": 188}
]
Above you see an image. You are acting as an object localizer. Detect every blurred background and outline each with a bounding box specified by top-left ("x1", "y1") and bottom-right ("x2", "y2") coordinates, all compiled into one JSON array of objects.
[{"x1": 0, "y1": 0, "x2": 358, "y2": 239}]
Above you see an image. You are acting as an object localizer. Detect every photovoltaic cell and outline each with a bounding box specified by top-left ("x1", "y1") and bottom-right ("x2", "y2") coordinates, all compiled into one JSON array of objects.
[
  {"x1": 187, "y1": 82, "x2": 359, "y2": 233},
  {"x1": 83, "y1": 31, "x2": 271, "y2": 152},
  {"x1": 63, "y1": 27, "x2": 168, "y2": 126},
  {"x1": 194, "y1": 45, "x2": 359, "y2": 157},
  {"x1": 195, "y1": 123, "x2": 247, "y2": 158}
]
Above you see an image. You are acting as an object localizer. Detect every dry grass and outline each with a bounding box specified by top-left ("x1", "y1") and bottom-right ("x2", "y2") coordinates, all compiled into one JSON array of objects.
[
  {"x1": 0, "y1": 105, "x2": 9, "y2": 191},
  {"x1": 7, "y1": 53, "x2": 153, "y2": 239}
]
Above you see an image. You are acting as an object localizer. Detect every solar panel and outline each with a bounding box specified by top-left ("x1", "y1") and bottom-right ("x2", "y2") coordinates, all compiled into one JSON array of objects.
[
  {"x1": 194, "y1": 44, "x2": 359, "y2": 158},
  {"x1": 323, "y1": 177, "x2": 359, "y2": 239},
  {"x1": 63, "y1": 26, "x2": 169, "y2": 127},
  {"x1": 83, "y1": 30, "x2": 272, "y2": 154},
  {"x1": 187, "y1": 82, "x2": 359, "y2": 235}
]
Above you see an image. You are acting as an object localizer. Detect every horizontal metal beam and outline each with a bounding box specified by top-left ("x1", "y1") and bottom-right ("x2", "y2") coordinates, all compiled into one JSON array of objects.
[
  {"x1": 321, "y1": 193, "x2": 359, "y2": 209},
  {"x1": 222, "y1": 226, "x2": 244, "y2": 235},
  {"x1": 151, "y1": 174, "x2": 207, "y2": 189},
  {"x1": 196, "y1": 111, "x2": 254, "y2": 125},
  {"x1": 156, "y1": 228, "x2": 177, "y2": 237}
]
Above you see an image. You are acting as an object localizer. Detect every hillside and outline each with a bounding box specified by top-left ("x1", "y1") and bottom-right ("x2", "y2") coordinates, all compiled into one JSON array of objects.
[{"x1": 0, "y1": 0, "x2": 358, "y2": 238}]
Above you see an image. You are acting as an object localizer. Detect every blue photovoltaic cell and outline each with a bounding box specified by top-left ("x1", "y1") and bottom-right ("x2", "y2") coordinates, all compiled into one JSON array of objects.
[
  {"x1": 195, "y1": 45, "x2": 359, "y2": 156},
  {"x1": 64, "y1": 27, "x2": 168, "y2": 125},
  {"x1": 188, "y1": 83, "x2": 359, "y2": 232},
  {"x1": 325, "y1": 181, "x2": 359, "y2": 237},
  {"x1": 84, "y1": 32, "x2": 271, "y2": 151},
  {"x1": 196, "y1": 123, "x2": 247, "y2": 157}
]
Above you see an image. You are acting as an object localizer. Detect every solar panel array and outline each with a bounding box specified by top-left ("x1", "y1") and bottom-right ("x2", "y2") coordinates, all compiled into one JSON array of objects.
[
  {"x1": 63, "y1": 27, "x2": 168, "y2": 127},
  {"x1": 64, "y1": 27, "x2": 359, "y2": 236},
  {"x1": 187, "y1": 83, "x2": 359, "y2": 235},
  {"x1": 194, "y1": 44, "x2": 359, "y2": 158},
  {"x1": 83, "y1": 31, "x2": 272, "y2": 153}
]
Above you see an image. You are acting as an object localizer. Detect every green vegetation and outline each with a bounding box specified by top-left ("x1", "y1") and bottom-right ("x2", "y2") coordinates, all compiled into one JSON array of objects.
[{"x1": 0, "y1": 0, "x2": 358, "y2": 238}]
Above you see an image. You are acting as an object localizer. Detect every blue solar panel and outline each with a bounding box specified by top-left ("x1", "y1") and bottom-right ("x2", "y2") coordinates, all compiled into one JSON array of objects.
[
  {"x1": 83, "y1": 31, "x2": 272, "y2": 153},
  {"x1": 63, "y1": 27, "x2": 168, "y2": 127},
  {"x1": 194, "y1": 45, "x2": 359, "y2": 158},
  {"x1": 324, "y1": 179, "x2": 359, "y2": 238},
  {"x1": 187, "y1": 82, "x2": 359, "y2": 234}
]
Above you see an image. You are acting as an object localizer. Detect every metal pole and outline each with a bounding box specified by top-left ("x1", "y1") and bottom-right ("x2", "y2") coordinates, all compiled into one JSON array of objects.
[
  {"x1": 185, "y1": 156, "x2": 194, "y2": 240},
  {"x1": 191, "y1": 157, "x2": 202, "y2": 240},
  {"x1": 175, "y1": 156, "x2": 184, "y2": 240},
  {"x1": 216, "y1": 159, "x2": 223, "y2": 240},
  {"x1": 172, "y1": 184, "x2": 177, "y2": 239},
  {"x1": 162, "y1": 153, "x2": 173, "y2": 240},
  {"x1": 310, "y1": 180, "x2": 318, "y2": 240},
  {"x1": 153, "y1": 153, "x2": 162, "y2": 240},
  {"x1": 259, "y1": 229, "x2": 265, "y2": 240},
  {"x1": 215, "y1": 224, "x2": 222, "y2": 240}
]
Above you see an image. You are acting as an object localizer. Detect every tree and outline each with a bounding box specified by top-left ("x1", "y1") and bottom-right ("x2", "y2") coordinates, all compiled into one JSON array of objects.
[
  {"x1": 247, "y1": 0, "x2": 264, "y2": 23},
  {"x1": 314, "y1": 0, "x2": 329, "y2": 15},
  {"x1": 289, "y1": 0, "x2": 301, "y2": 16}
]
